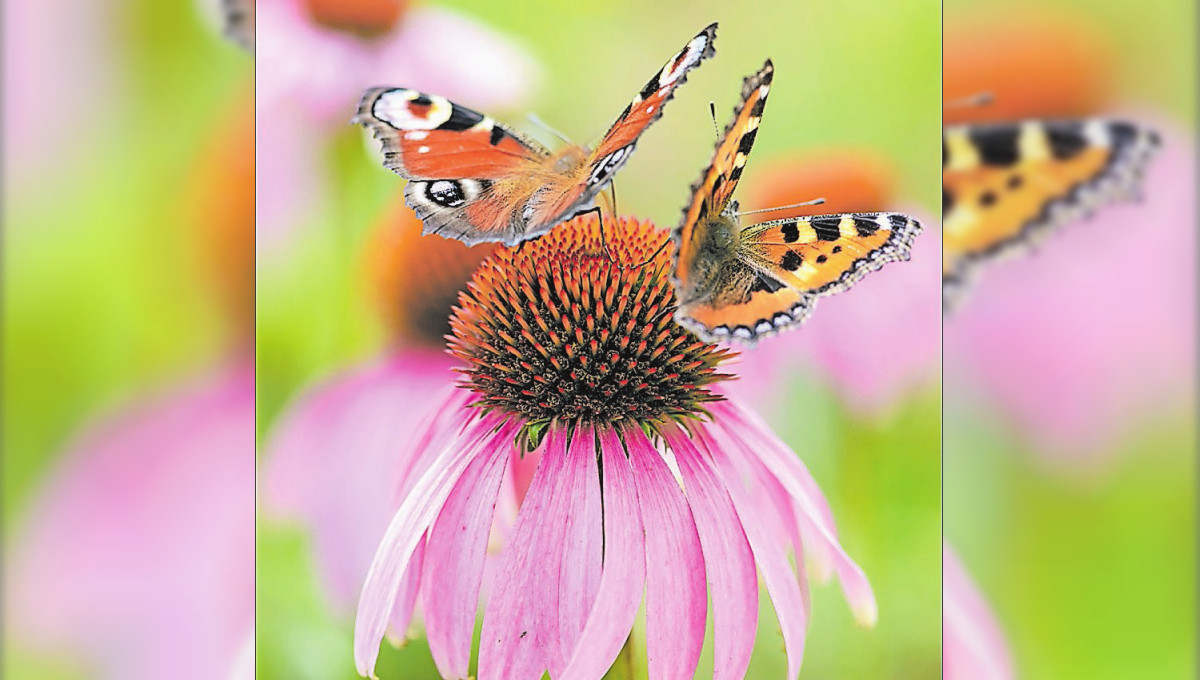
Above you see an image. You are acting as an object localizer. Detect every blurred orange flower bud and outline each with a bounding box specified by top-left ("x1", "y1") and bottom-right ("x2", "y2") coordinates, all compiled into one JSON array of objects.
[
  {"x1": 362, "y1": 202, "x2": 494, "y2": 347},
  {"x1": 185, "y1": 86, "x2": 254, "y2": 339},
  {"x1": 944, "y1": 7, "x2": 1113, "y2": 124},
  {"x1": 304, "y1": 0, "x2": 410, "y2": 37},
  {"x1": 742, "y1": 149, "x2": 895, "y2": 221}
]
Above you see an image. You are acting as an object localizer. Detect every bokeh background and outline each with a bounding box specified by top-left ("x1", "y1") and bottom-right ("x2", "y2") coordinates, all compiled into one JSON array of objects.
[
  {"x1": 943, "y1": 0, "x2": 1196, "y2": 678},
  {"x1": 256, "y1": 0, "x2": 941, "y2": 678},
  {"x1": 3, "y1": 0, "x2": 254, "y2": 678}
]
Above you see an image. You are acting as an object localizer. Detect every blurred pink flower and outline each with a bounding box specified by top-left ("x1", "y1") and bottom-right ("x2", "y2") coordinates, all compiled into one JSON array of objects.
[
  {"x1": 943, "y1": 119, "x2": 1195, "y2": 465},
  {"x1": 5, "y1": 360, "x2": 254, "y2": 680},
  {"x1": 256, "y1": 0, "x2": 539, "y2": 247},
  {"x1": 944, "y1": 544, "x2": 1014, "y2": 680},
  {"x1": 3, "y1": 0, "x2": 124, "y2": 183},
  {"x1": 264, "y1": 349, "x2": 457, "y2": 608},
  {"x1": 263, "y1": 206, "x2": 498, "y2": 611},
  {"x1": 354, "y1": 215, "x2": 874, "y2": 680}
]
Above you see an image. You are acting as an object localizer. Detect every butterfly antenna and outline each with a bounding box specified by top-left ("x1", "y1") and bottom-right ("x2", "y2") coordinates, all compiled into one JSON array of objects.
[
  {"x1": 735, "y1": 197, "x2": 826, "y2": 216},
  {"x1": 709, "y1": 101, "x2": 720, "y2": 139},
  {"x1": 944, "y1": 92, "x2": 994, "y2": 109},
  {"x1": 527, "y1": 112, "x2": 574, "y2": 146}
]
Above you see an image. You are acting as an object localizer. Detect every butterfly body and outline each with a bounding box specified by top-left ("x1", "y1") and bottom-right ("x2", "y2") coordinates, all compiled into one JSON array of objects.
[
  {"x1": 942, "y1": 118, "x2": 1159, "y2": 308},
  {"x1": 356, "y1": 23, "x2": 718, "y2": 246},
  {"x1": 672, "y1": 61, "x2": 921, "y2": 344}
]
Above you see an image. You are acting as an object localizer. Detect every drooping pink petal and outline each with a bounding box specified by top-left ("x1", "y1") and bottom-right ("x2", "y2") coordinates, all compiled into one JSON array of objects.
[
  {"x1": 478, "y1": 424, "x2": 603, "y2": 679},
  {"x1": 422, "y1": 435, "x2": 513, "y2": 679},
  {"x1": 697, "y1": 426, "x2": 809, "y2": 679},
  {"x1": 560, "y1": 428, "x2": 647, "y2": 680},
  {"x1": 354, "y1": 412, "x2": 515, "y2": 678},
  {"x1": 663, "y1": 423, "x2": 759, "y2": 680},
  {"x1": 626, "y1": 428, "x2": 707, "y2": 680},
  {"x1": 712, "y1": 400, "x2": 878, "y2": 627},
  {"x1": 944, "y1": 544, "x2": 1014, "y2": 680},
  {"x1": 385, "y1": 538, "x2": 425, "y2": 646}
]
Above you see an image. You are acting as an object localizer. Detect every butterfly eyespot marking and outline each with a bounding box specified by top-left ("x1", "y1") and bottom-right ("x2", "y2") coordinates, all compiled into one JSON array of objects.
[
  {"x1": 427, "y1": 180, "x2": 467, "y2": 207},
  {"x1": 374, "y1": 90, "x2": 453, "y2": 130}
]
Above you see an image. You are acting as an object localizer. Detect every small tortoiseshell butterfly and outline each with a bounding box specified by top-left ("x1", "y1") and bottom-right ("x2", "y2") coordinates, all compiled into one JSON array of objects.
[
  {"x1": 671, "y1": 59, "x2": 921, "y2": 344},
  {"x1": 942, "y1": 119, "x2": 1159, "y2": 308},
  {"x1": 354, "y1": 23, "x2": 718, "y2": 247}
]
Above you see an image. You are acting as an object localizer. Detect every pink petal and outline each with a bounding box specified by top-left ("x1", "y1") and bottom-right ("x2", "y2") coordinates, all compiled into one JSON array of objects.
[
  {"x1": 422, "y1": 436, "x2": 513, "y2": 679},
  {"x1": 713, "y1": 401, "x2": 877, "y2": 626},
  {"x1": 478, "y1": 424, "x2": 603, "y2": 679},
  {"x1": 664, "y1": 423, "x2": 759, "y2": 680},
  {"x1": 354, "y1": 413, "x2": 514, "y2": 678},
  {"x1": 697, "y1": 426, "x2": 809, "y2": 679},
  {"x1": 944, "y1": 545, "x2": 1014, "y2": 680},
  {"x1": 385, "y1": 539, "x2": 425, "y2": 645},
  {"x1": 626, "y1": 429, "x2": 707, "y2": 680},
  {"x1": 560, "y1": 428, "x2": 647, "y2": 680}
]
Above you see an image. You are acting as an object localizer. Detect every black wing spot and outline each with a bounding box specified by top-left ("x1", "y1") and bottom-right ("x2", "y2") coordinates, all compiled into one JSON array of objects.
[
  {"x1": 489, "y1": 125, "x2": 505, "y2": 146},
  {"x1": 750, "y1": 98, "x2": 767, "y2": 118},
  {"x1": 781, "y1": 222, "x2": 800, "y2": 243},
  {"x1": 815, "y1": 254, "x2": 828, "y2": 264},
  {"x1": 1007, "y1": 174, "x2": 1022, "y2": 189},
  {"x1": 639, "y1": 74, "x2": 661, "y2": 102},
  {"x1": 853, "y1": 217, "x2": 879, "y2": 237},
  {"x1": 737, "y1": 129, "x2": 758, "y2": 156},
  {"x1": 750, "y1": 274, "x2": 786, "y2": 293},
  {"x1": 727, "y1": 166, "x2": 744, "y2": 183},
  {"x1": 780, "y1": 251, "x2": 803, "y2": 271},
  {"x1": 811, "y1": 217, "x2": 841, "y2": 241},
  {"x1": 439, "y1": 104, "x2": 486, "y2": 132},
  {"x1": 832, "y1": 245, "x2": 842, "y2": 254},
  {"x1": 969, "y1": 126, "x2": 1021, "y2": 166},
  {"x1": 979, "y1": 190, "x2": 998, "y2": 207},
  {"x1": 1045, "y1": 122, "x2": 1087, "y2": 160},
  {"x1": 887, "y1": 214, "x2": 908, "y2": 230}
]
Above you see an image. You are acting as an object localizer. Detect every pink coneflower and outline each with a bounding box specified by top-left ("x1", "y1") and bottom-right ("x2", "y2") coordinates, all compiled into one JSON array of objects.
[
  {"x1": 943, "y1": 544, "x2": 1014, "y2": 680},
  {"x1": 355, "y1": 215, "x2": 876, "y2": 680}
]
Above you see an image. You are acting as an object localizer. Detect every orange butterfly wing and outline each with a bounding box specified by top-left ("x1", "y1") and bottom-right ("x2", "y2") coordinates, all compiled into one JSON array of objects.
[
  {"x1": 942, "y1": 119, "x2": 1159, "y2": 305},
  {"x1": 532, "y1": 23, "x2": 719, "y2": 226},
  {"x1": 673, "y1": 60, "x2": 773, "y2": 299}
]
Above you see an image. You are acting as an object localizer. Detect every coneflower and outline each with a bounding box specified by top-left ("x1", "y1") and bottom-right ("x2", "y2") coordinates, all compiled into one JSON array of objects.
[{"x1": 355, "y1": 214, "x2": 876, "y2": 680}]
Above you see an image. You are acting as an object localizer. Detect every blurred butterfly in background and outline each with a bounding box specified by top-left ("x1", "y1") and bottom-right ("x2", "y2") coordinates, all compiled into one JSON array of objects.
[
  {"x1": 942, "y1": 118, "x2": 1159, "y2": 310},
  {"x1": 671, "y1": 59, "x2": 921, "y2": 345},
  {"x1": 354, "y1": 23, "x2": 718, "y2": 246}
]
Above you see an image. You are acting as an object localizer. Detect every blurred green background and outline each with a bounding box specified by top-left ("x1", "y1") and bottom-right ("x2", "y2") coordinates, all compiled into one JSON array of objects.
[
  {"x1": 944, "y1": 0, "x2": 1196, "y2": 678},
  {"x1": 257, "y1": 0, "x2": 940, "y2": 678},
  {"x1": 2, "y1": 0, "x2": 247, "y2": 527}
]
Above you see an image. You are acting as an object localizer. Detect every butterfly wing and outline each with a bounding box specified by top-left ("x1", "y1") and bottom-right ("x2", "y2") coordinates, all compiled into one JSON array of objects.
[
  {"x1": 355, "y1": 88, "x2": 553, "y2": 246},
  {"x1": 529, "y1": 23, "x2": 719, "y2": 226},
  {"x1": 942, "y1": 119, "x2": 1159, "y2": 307},
  {"x1": 673, "y1": 59, "x2": 773, "y2": 304}
]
